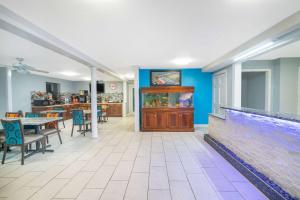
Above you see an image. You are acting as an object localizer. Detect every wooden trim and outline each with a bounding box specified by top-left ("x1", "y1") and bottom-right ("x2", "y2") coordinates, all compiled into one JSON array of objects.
[{"x1": 141, "y1": 86, "x2": 194, "y2": 93}]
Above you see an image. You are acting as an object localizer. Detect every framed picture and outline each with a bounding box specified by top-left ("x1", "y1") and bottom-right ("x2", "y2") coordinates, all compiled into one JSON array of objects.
[{"x1": 150, "y1": 70, "x2": 181, "y2": 86}]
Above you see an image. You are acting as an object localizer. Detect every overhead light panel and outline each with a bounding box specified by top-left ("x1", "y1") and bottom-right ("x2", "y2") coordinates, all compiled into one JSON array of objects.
[
  {"x1": 59, "y1": 71, "x2": 80, "y2": 76},
  {"x1": 82, "y1": 76, "x2": 91, "y2": 81}
]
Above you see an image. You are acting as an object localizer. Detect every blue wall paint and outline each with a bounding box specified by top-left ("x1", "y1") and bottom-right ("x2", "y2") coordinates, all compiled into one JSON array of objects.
[{"x1": 139, "y1": 68, "x2": 212, "y2": 124}]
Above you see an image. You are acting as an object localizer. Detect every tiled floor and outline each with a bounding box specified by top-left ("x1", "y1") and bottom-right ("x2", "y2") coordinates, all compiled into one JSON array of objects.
[{"x1": 0, "y1": 116, "x2": 268, "y2": 200}]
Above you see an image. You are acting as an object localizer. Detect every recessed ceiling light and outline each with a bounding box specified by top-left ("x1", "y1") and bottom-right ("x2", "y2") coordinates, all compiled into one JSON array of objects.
[
  {"x1": 59, "y1": 71, "x2": 80, "y2": 76},
  {"x1": 82, "y1": 76, "x2": 91, "y2": 81},
  {"x1": 122, "y1": 73, "x2": 134, "y2": 80},
  {"x1": 171, "y1": 57, "x2": 194, "y2": 65}
]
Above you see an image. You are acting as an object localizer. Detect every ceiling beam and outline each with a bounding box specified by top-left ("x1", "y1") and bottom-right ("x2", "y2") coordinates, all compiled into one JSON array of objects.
[
  {"x1": 0, "y1": 5, "x2": 123, "y2": 80},
  {"x1": 203, "y1": 10, "x2": 300, "y2": 72}
]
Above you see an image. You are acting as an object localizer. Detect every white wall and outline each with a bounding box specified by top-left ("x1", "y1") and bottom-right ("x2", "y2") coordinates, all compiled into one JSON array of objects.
[{"x1": 11, "y1": 72, "x2": 75, "y2": 113}]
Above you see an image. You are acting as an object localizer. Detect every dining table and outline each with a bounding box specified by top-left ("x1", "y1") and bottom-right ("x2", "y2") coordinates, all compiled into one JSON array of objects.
[
  {"x1": 39, "y1": 110, "x2": 66, "y2": 114},
  {"x1": 0, "y1": 117, "x2": 62, "y2": 154}
]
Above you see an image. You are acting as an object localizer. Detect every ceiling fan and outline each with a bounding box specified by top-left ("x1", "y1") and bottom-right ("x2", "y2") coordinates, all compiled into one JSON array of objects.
[{"x1": 0, "y1": 58, "x2": 49, "y2": 74}]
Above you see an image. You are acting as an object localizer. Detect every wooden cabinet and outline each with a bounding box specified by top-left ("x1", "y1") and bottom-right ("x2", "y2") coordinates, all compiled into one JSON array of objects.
[
  {"x1": 142, "y1": 108, "x2": 194, "y2": 132},
  {"x1": 141, "y1": 86, "x2": 194, "y2": 132},
  {"x1": 106, "y1": 103, "x2": 122, "y2": 117}
]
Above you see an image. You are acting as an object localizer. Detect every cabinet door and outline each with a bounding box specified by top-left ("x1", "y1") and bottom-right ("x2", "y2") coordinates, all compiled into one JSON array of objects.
[
  {"x1": 156, "y1": 112, "x2": 167, "y2": 129},
  {"x1": 143, "y1": 111, "x2": 157, "y2": 129},
  {"x1": 179, "y1": 112, "x2": 193, "y2": 129},
  {"x1": 167, "y1": 112, "x2": 179, "y2": 129}
]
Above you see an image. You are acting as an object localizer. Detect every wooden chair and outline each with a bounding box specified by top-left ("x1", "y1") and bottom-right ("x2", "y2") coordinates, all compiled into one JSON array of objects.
[
  {"x1": 1, "y1": 119, "x2": 46, "y2": 165},
  {"x1": 52, "y1": 107, "x2": 65, "y2": 128},
  {"x1": 44, "y1": 113, "x2": 62, "y2": 144},
  {"x1": 71, "y1": 109, "x2": 91, "y2": 137}
]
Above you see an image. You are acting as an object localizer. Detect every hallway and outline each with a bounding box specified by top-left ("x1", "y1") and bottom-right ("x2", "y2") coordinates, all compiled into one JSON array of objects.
[{"x1": 0, "y1": 117, "x2": 267, "y2": 200}]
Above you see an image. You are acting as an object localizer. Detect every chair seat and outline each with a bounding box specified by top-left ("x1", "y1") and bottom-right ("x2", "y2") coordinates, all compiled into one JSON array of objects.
[{"x1": 24, "y1": 134, "x2": 44, "y2": 144}]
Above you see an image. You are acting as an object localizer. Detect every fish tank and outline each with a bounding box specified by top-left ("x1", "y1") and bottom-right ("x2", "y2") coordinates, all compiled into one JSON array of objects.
[{"x1": 142, "y1": 92, "x2": 193, "y2": 108}]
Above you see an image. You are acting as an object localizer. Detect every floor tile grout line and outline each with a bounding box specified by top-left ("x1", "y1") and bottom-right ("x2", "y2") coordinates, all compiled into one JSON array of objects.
[
  {"x1": 171, "y1": 133, "x2": 197, "y2": 200},
  {"x1": 121, "y1": 132, "x2": 144, "y2": 200}
]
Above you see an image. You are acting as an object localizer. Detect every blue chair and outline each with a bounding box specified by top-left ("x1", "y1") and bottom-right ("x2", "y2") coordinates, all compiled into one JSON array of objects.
[
  {"x1": 71, "y1": 109, "x2": 91, "y2": 137},
  {"x1": 97, "y1": 106, "x2": 102, "y2": 123},
  {"x1": 1, "y1": 119, "x2": 45, "y2": 165},
  {"x1": 53, "y1": 107, "x2": 65, "y2": 128},
  {"x1": 97, "y1": 106, "x2": 108, "y2": 122},
  {"x1": 24, "y1": 112, "x2": 40, "y2": 134}
]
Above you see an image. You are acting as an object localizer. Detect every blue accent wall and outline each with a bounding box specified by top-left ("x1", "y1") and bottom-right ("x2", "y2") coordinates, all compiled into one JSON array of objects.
[{"x1": 139, "y1": 68, "x2": 212, "y2": 124}]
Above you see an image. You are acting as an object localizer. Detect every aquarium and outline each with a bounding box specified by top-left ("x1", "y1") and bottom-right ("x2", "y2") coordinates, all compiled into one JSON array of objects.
[{"x1": 142, "y1": 92, "x2": 193, "y2": 108}]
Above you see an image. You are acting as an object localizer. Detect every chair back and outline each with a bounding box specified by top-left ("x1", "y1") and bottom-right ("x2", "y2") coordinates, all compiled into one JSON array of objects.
[
  {"x1": 97, "y1": 106, "x2": 102, "y2": 117},
  {"x1": 1, "y1": 119, "x2": 24, "y2": 145},
  {"x1": 45, "y1": 113, "x2": 59, "y2": 129},
  {"x1": 25, "y1": 112, "x2": 40, "y2": 118},
  {"x1": 72, "y1": 109, "x2": 84, "y2": 125},
  {"x1": 5, "y1": 112, "x2": 22, "y2": 118},
  {"x1": 52, "y1": 107, "x2": 64, "y2": 117}
]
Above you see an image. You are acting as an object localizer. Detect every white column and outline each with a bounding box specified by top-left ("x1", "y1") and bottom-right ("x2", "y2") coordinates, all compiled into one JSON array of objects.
[
  {"x1": 134, "y1": 67, "x2": 140, "y2": 133},
  {"x1": 122, "y1": 80, "x2": 127, "y2": 117},
  {"x1": 232, "y1": 63, "x2": 242, "y2": 108},
  {"x1": 6, "y1": 68, "x2": 12, "y2": 112},
  {"x1": 91, "y1": 66, "x2": 98, "y2": 138}
]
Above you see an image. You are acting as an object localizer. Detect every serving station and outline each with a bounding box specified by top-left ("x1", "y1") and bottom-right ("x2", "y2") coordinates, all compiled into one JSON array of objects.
[
  {"x1": 32, "y1": 103, "x2": 122, "y2": 119},
  {"x1": 207, "y1": 107, "x2": 300, "y2": 199},
  {"x1": 141, "y1": 86, "x2": 194, "y2": 132}
]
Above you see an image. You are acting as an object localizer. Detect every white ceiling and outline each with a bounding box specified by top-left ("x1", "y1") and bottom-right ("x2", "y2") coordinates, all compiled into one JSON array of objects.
[
  {"x1": 0, "y1": 29, "x2": 119, "y2": 81},
  {"x1": 1, "y1": 0, "x2": 300, "y2": 78},
  {"x1": 253, "y1": 39, "x2": 300, "y2": 60}
]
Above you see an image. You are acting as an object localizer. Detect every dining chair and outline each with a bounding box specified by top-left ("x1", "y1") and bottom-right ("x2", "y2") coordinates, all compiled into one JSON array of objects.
[
  {"x1": 101, "y1": 105, "x2": 109, "y2": 122},
  {"x1": 24, "y1": 112, "x2": 40, "y2": 134},
  {"x1": 5, "y1": 112, "x2": 22, "y2": 118},
  {"x1": 44, "y1": 113, "x2": 62, "y2": 144},
  {"x1": 97, "y1": 106, "x2": 102, "y2": 123},
  {"x1": 1, "y1": 119, "x2": 46, "y2": 165},
  {"x1": 71, "y1": 109, "x2": 91, "y2": 137},
  {"x1": 52, "y1": 107, "x2": 65, "y2": 128}
]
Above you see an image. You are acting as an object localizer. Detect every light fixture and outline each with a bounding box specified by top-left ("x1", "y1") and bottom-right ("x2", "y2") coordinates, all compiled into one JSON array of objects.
[
  {"x1": 233, "y1": 42, "x2": 275, "y2": 62},
  {"x1": 171, "y1": 57, "x2": 194, "y2": 66},
  {"x1": 122, "y1": 73, "x2": 134, "y2": 80},
  {"x1": 59, "y1": 71, "x2": 80, "y2": 76},
  {"x1": 82, "y1": 76, "x2": 91, "y2": 81}
]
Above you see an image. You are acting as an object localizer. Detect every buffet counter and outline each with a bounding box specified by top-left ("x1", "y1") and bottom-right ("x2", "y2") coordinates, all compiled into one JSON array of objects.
[
  {"x1": 32, "y1": 103, "x2": 123, "y2": 119},
  {"x1": 207, "y1": 107, "x2": 300, "y2": 199}
]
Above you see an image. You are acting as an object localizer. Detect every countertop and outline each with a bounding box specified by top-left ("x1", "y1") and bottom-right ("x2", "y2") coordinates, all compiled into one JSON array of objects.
[
  {"x1": 32, "y1": 102, "x2": 123, "y2": 108},
  {"x1": 221, "y1": 106, "x2": 300, "y2": 123}
]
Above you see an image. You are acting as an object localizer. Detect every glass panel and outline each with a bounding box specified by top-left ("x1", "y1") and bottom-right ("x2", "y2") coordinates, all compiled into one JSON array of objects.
[{"x1": 142, "y1": 92, "x2": 193, "y2": 108}]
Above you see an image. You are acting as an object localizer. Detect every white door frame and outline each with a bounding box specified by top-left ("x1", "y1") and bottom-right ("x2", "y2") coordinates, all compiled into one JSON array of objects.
[
  {"x1": 242, "y1": 69, "x2": 272, "y2": 112},
  {"x1": 213, "y1": 69, "x2": 227, "y2": 114}
]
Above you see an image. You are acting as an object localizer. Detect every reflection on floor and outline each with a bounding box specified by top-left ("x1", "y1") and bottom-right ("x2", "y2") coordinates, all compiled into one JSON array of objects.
[{"x1": 0, "y1": 116, "x2": 268, "y2": 200}]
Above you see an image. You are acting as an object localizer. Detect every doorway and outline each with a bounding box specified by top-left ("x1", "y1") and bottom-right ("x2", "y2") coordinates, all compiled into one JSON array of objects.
[
  {"x1": 213, "y1": 70, "x2": 227, "y2": 114},
  {"x1": 241, "y1": 70, "x2": 271, "y2": 111}
]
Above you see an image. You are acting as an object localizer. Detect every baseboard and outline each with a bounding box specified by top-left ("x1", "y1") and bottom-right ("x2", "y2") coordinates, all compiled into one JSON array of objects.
[
  {"x1": 203, "y1": 134, "x2": 297, "y2": 200},
  {"x1": 194, "y1": 124, "x2": 208, "y2": 128}
]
